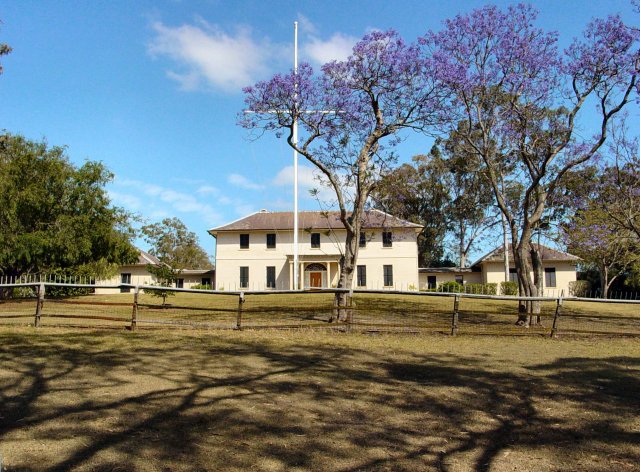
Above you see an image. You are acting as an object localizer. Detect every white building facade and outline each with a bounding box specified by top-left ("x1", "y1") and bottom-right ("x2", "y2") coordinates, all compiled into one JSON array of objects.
[{"x1": 209, "y1": 210, "x2": 423, "y2": 291}]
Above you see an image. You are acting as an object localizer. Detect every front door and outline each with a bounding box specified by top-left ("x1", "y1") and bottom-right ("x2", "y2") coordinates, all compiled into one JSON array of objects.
[{"x1": 310, "y1": 272, "x2": 322, "y2": 288}]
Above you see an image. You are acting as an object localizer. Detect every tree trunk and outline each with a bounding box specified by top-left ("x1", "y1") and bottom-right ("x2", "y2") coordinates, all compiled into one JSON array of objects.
[
  {"x1": 530, "y1": 245, "x2": 543, "y2": 325},
  {"x1": 334, "y1": 228, "x2": 359, "y2": 321},
  {"x1": 513, "y1": 240, "x2": 536, "y2": 326}
]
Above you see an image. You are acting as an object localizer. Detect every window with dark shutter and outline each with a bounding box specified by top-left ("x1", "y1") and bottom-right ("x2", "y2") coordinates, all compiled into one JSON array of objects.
[
  {"x1": 240, "y1": 267, "x2": 249, "y2": 288},
  {"x1": 266, "y1": 266, "x2": 276, "y2": 288},
  {"x1": 357, "y1": 265, "x2": 367, "y2": 287},
  {"x1": 266, "y1": 233, "x2": 276, "y2": 249},
  {"x1": 382, "y1": 231, "x2": 392, "y2": 248},
  {"x1": 383, "y1": 265, "x2": 393, "y2": 286},
  {"x1": 544, "y1": 267, "x2": 556, "y2": 288},
  {"x1": 311, "y1": 233, "x2": 320, "y2": 248}
]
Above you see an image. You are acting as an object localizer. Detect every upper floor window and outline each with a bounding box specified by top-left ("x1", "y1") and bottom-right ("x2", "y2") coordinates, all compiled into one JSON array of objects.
[
  {"x1": 311, "y1": 233, "x2": 321, "y2": 248},
  {"x1": 266, "y1": 233, "x2": 276, "y2": 249},
  {"x1": 544, "y1": 267, "x2": 556, "y2": 288},
  {"x1": 359, "y1": 232, "x2": 366, "y2": 248},
  {"x1": 240, "y1": 234, "x2": 250, "y2": 249},
  {"x1": 382, "y1": 231, "x2": 393, "y2": 248}
]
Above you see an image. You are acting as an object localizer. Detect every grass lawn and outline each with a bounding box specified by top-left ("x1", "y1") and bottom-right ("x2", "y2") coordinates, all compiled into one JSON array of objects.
[{"x1": 0, "y1": 327, "x2": 639, "y2": 471}]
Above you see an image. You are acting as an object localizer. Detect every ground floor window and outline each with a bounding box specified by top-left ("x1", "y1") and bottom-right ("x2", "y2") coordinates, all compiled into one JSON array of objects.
[
  {"x1": 175, "y1": 278, "x2": 184, "y2": 289},
  {"x1": 427, "y1": 275, "x2": 436, "y2": 289},
  {"x1": 120, "y1": 273, "x2": 131, "y2": 293},
  {"x1": 201, "y1": 277, "x2": 211, "y2": 287},
  {"x1": 544, "y1": 267, "x2": 556, "y2": 288},
  {"x1": 357, "y1": 265, "x2": 366, "y2": 287},
  {"x1": 240, "y1": 267, "x2": 249, "y2": 289},
  {"x1": 509, "y1": 268, "x2": 517, "y2": 283},
  {"x1": 266, "y1": 266, "x2": 276, "y2": 288},
  {"x1": 455, "y1": 275, "x2": 463, "y2": 284},
  {"x1": 383, "y1": 265, "x2": 393, "y2": 287}
]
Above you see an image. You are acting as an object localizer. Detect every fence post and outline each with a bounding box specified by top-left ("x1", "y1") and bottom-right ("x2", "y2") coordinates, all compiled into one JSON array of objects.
[
  {"x1": 236, "y1": 292, "x2": 245, "y2": 330},
  {"x1": 451, "y1": 294, "x2": 460, "y2": 336},
  {"x1": 345, "y1": 289, "x2": 354, "y2": 332},
  {"x1": 131, "y1": 285, "x2": 139, "y2": 330},
  {"x1": 550, "y1": 296, "x2": 562, "y2": 338},
  {"x1": 34, "y1": 283, "x2": 45, "y2": 327}
]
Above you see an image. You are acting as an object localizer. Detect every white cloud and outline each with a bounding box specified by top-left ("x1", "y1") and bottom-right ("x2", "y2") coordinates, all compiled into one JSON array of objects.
[
  {"x1": 272, "y1": 165, "x2": 336, "y2": 203},
  {"x1": 148, "y1": 20, "x2": 272, "y2": 92},
  {"x1": 196, "y1": 185, "x2": 219, "y2": 195},
  {"x1": 115, "y1": 179, "x2": 222, "y2": 225},
  {"x1": 303, "y1": 32, "x2": 358, "y2": 65},
  {"x1": 228, "y1": 173, "x2": 265, "y2": 190}
]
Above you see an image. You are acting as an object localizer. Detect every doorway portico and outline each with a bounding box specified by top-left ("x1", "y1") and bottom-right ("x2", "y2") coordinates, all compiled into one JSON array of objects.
[{"x1": 287, "y1": 256, "x2": 340, "y2": 290}]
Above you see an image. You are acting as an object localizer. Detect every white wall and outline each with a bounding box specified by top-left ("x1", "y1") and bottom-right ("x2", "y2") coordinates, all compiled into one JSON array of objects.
[
  {"x1": 213, "y1": 228, "x2": 420, "y2": 291},
  {"x1": 481, "y1": 261, "x2": 577, "y2": 296}
]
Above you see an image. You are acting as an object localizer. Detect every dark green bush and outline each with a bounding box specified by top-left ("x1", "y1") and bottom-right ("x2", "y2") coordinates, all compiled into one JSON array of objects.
[{"x1": 500, "y1": 281, "x2": 519, "y2": 296}]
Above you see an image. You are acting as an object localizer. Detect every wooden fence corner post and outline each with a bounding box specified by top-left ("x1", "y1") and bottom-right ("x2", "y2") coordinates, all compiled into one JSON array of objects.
[
  {"x1": 451, "y1": 294, "x2": 460, "y2": 336},
  {"x1": 34, "y1": 282, "x2": 45, "y2": 328},
  {"x1": 551, "y1": 296, "x2": 562, "y2": 338},
  {"x1": 131, "y1": 285, "x2": 139, "y2": 330},
  {"x1": 236, "y1": 292, "x2": 245, "y2": 330}
]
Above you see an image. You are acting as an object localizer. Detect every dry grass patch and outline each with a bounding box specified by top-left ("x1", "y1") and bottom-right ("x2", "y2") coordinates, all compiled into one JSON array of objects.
[{"x1": 0, "y1": 327, "x2": 639, "y2": 471}]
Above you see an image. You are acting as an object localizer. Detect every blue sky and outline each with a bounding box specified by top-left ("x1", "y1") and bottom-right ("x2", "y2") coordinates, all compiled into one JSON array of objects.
[{"x1": 0, "y1": 0, "x2": 637, "y2": 259}]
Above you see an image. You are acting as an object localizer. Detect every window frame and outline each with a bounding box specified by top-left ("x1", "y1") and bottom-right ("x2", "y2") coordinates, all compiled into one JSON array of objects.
[
  {"x1": 311, "y1": 233, "x2": 321, "y2": 249},
  {"x1": 239, "y1": 233, "x2": 250, "y2": 249},
  {"x1": 382, "y1": 231, "x2": 393, "y2": 248},
  {"x1": 427, "y1": 275, "x2": 437, "y2": 290},
  {"x1": 266, "y1": 266, "x2": 276, "y2": 289},
  {"x1": 544, "y1": 267, "x2": 557, "y2": 288},
  {"x1": 356, "y1": 265, "x2": 367, "y2": 287},
  {"x1": 266, "y1": 233, "x2": 276, "y2": 249},
  {"x1": 239, "y1": 266, "x2": 249, "y2": 289},
  {"x1": 359, "y1": 232, "x2": 366, "y2": 248},
  {"x1": 383, "y1": 264, "x2": 393, "y2": 287}
]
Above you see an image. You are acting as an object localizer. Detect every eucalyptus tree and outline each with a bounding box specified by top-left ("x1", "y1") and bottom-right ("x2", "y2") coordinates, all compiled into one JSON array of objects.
[
  {"x1": 240, "y1": 31, "x2": 447, "y2": 310},
  {"x1": 422, "y1": 5, "x2": 639, "y2": 323}
]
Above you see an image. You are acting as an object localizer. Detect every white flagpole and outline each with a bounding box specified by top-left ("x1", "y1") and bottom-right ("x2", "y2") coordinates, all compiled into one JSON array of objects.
[{"x1": 293, "y1": 21, "x2": 299, "y2": 290}]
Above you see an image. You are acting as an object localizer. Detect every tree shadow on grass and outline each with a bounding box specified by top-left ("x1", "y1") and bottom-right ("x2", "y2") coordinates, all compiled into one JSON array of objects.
[{"x1": 0, "y1": 331, "x2": 639, "y2": 471}]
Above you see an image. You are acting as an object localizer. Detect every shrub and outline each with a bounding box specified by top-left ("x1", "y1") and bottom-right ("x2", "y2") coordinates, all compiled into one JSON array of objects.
[
  {"x1": 192, "y1": 283, "x2": 212, "y2": 290},
  {"x1": 440, "y1": 281, "x2": 463, "y2": 293},
  {"x1": 465, "y1": 283, "x2": 497, "y2": 295},
  {"x1": 569, "y1": 280, "x2": 590, "y2": 297},
  {"x1": 11, "y1": 286, "x2": 36, "y2": 299},
  {"x1": 500, "y1": 281, "x2": 519, "y2": 296}
]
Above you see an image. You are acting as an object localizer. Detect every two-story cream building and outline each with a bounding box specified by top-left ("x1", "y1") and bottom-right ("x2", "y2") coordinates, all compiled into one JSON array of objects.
[{"x1": 208, "y1": 210, "x2": 423, "y2": 291}]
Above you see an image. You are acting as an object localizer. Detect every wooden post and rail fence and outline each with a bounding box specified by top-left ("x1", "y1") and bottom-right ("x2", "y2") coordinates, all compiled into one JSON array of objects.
[{"x1": 0, "y1": 281, "x2": 638, "y2": 336}]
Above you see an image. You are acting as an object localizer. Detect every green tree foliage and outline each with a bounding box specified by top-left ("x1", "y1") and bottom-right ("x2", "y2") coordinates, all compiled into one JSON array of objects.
[
  {"x1": 371, "y1": 155, "x2": 450, "y2": 267},
  {"x1": 0, "y1": 134, "x2": 139, "y2": 279},
  {"x1": 141, "y1": 217, "x2": 212, "y2": 270},
  {"x1": 372, "y1": 140, "x2": 497, "y2": 267}
]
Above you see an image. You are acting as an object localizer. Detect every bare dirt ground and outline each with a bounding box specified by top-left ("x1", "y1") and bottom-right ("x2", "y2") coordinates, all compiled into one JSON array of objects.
[{"x1": 0, "y1": 327, "x2": 639, "y2": 471}]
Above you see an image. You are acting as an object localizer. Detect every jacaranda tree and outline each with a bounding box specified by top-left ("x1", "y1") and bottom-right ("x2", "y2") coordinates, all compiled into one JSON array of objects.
[
  {"x1": 240, "y1": 30, "x2": 447, "y2": 311},
  {"x1": 422, "y1": 5, "x2": 639, "y2": 323}
]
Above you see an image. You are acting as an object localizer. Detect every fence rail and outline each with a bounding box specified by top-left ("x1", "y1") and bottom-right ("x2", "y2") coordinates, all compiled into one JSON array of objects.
[{"x1": 0, "y1": 282, "x2": 638, "y2": 337}]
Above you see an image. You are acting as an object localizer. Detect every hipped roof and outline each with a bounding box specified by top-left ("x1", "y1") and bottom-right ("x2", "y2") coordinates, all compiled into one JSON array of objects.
[
  {"x1": 471, "y1": 243, "x2": 580, "y2": 268},
  {"x1": 209, "y1": 209, "x2": 423, "y2": 234}
]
